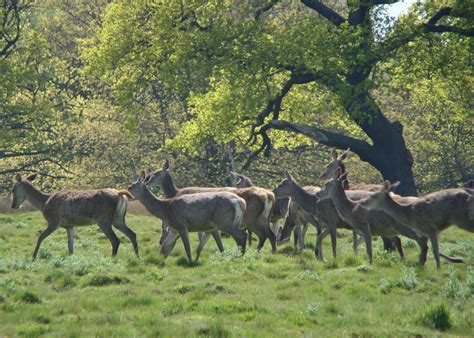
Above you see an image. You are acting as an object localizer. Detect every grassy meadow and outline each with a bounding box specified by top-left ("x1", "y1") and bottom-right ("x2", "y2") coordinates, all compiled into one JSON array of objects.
[{"x1": 0, "y1": 211, "x2": 473, "y2": 337}]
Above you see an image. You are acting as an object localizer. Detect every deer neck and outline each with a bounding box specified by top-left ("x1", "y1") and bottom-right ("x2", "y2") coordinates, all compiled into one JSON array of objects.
[
  {"x1": 288, "y1": 183, "x2": 317, "y2": 214},
  {"x1": 161, "y1": 173, "x2": 178, "y2": 197},
  {"x1": 379, "y1": 195, "x2": 413, "y2": 225},
  {"x1": 136, "y1": 185, "x2": 166, "y2": 219},
  {"x1": 23, "y1": 183, "x2": 50, "y2": 212},
  {"x1": 331, "y1": 184, "x2": 355, "y2": 221}
]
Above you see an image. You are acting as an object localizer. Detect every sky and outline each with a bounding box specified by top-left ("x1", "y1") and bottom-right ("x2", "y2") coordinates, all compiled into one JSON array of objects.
[{"x1": 385, "y1": 0, "x2": 418, "y2": 18}]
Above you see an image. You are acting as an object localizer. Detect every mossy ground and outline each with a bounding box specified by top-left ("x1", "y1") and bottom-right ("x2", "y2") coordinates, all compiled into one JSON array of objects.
[{"x1": 0, "y1": 212, "x2": 473, "y2": 337}]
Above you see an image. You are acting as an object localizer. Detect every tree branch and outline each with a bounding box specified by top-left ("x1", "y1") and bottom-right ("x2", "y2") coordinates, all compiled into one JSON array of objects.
[
  {"x1": 424, "y1": 7, "x2": 474, "y2": 37},
  {"x1": 300, "y1": 0, "x2": 346, "y2": 26},
  {"x1": 0, "y1": 149, "x2": 50, "y2": 159},
  {"x1": 267, "y1": 119, "x2": 374, "y2": 161}
]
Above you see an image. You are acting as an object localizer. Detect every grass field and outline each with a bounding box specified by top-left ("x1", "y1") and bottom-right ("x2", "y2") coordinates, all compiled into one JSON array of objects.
[{"x1": 0, "y1": 212, "x2": 473, "y2": 337}]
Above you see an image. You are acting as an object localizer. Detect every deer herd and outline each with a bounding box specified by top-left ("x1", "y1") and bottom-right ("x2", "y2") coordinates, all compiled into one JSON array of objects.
[{"x1": 9, "y1": 149, "x2": 474, "y2": 269}]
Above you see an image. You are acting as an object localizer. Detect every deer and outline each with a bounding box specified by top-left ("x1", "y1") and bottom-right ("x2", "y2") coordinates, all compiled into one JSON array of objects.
[
  {"x1": 10, "y1": 173, "x2": 139, "y2": 259},
  {"x1": 315, "y1": 169, "x2": 422, "y2": 264},
  {"x1": 360, "y1": 180, "x2": 473, "y2": 268},
  {"x1": 231, "y1": 172, "x2": 321, "y2": 253},
  {"x1": 128, "y1": 171, "x2": 247, "y2": 261},
  {"x1": 320, "y1": 147, "x2": 401, "y2": 252},
  {"x1": 146, "y1": 161, "x2": 275, "y2": 253},
  {"x1": 231, "y1": 172, "x2": 278, "y2": 246},
  {"x1": 273, "y1": 171, "x2": 386, "y2": 260}
]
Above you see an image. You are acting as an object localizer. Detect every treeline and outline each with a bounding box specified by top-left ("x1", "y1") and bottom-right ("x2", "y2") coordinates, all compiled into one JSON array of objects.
[{"x1": 1, "y1": 0, "x2": 472, "y2": 195}]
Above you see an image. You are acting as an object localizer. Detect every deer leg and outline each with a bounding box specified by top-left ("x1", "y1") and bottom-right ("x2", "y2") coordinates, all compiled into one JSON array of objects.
[
  {"x1": 113, "y1": 220, "x2": 139, "y2": 258},
  {"x1": 195, "y1": 232, "x2": 211, "y2": 261},
  {"x1": 262, "y1": 220, "x2": 276, "y2": 253},
  {"x1": 228, "y1": 229, "x2": 247, "y2": 255},
  {"x1": 382, "y1": 236, "x2": 395, "y2": 252},
  {"x1": 99, "y1": 223, "x2": 120, "y2": 257},
  {"x1": 315, "y1": 227, "x2": 330, "y2": 260},
  {"x1": 294, "y1": 222, "x2": 304, "y2": 253},
  {"x1": 176, "y1": 226, "x2": 192, "y2": 262},
  {"x1": 160, "y1": 229, "x2": 179, "y2": 258},
  {"x1": 256, "y1": 235, "x2": 266, "y2": 251},
  {"x1": 416, "y1": 237, "x2": 429, "y2": 267},
  {"x1": 210, "y1": 230, "x2": 224, "y2": 253},
  {"x1": 32, "y1": 223, "x2": 59, "y2": 260},
  {"x1": 159, "y1": 223, "x2": 170, "y2": 245},
  {"x1": 362, "y1": 226, "x2": 373, "y2": 264},
  {"x1": 392, "y1": 236, "x2": 404, "y2": 259},
  {"x1": 248, "y1": 230, "x2": 253, "y2": 246},
  {"x1": 67, "y1": 227, "x2": 75, "y2": 255},
  {"x1": 352, "y1": 231, "x2": 359, "y2": 254},
  {"x1": 329, "y1": 226, "x2": 337, "y2": 259},
  {"x1": 429, "y1": 232, "x2": 441, "y2": 269},
  {"x1": 301, "y1": 223, "x2": 309, "y2": 249}
]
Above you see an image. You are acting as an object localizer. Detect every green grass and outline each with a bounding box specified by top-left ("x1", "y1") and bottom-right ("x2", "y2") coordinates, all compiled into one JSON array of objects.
[{"x1": 0, "y1": 212, "x2": 473, "y2": 337}]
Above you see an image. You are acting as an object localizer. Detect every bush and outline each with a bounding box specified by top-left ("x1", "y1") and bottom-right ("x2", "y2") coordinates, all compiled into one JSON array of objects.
[
  {"x1": 417, "y1": 304, "x2": 452, "y2": 331},
  {"x1": 20, "y1": 291, "x2": 41, "y2": 304},
  {"x1": 87, "y1": 275, "x2": 129, "y2": 287}
]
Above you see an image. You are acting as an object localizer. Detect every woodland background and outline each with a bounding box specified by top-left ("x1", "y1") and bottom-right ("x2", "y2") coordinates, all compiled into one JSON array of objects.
[{"x1": 1, "y1": 0, "x2": 472, "y2": 197}]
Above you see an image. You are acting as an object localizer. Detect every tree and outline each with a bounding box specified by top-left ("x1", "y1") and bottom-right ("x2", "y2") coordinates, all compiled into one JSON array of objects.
[{"x1": 86, "y1": 0, "x2": 473, "y2": 196}]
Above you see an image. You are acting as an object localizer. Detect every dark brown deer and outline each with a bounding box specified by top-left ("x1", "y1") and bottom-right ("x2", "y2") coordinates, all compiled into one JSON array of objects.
[
  {"x1": 274, "y1": 171, "x2": 379, "y2": 260},
  {"x1": 360, "y1": 180, "x2": 473, "y2": 268},
  {"x1": 10, "y1": 173, "x2": 139, "y2": 259},
  {"x1": 147, "y1": 161, "x2": 275, "y2": 252},
  {"x1": 128, "y1": 171, "x2": 247, "y2": 261}
]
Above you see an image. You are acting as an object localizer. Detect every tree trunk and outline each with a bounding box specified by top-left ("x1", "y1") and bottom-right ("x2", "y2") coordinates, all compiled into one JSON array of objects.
[{"x1": 342, "y1": 86, "x2": 418, "y2": 196}]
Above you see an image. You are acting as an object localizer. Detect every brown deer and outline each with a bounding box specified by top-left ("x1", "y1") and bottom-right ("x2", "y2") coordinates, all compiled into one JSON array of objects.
[
  {"x1": 231, "y1": 172, "x2": 321, "y2": 253},
  {"x1": 319, "y1": 147, "x2": 399, "y2": 252},
  {"x1": 128, "y1": 171, "x2": 247, "y2": 261},
  {"x1": 315, "y1": 169, "x2": 420, "y2": 264},
  {"x1": 360, "y1": 180, "x2": 473, "y2": 268},
  {"x1": 10, "y1": 173, "x2": 139, "y2": 259},
  {"x1": 146, "y1": 161, "x2": 276, "y2": 253},
  {"x1": 274, "y1": 171, "x2": 380, "y2": 260}
]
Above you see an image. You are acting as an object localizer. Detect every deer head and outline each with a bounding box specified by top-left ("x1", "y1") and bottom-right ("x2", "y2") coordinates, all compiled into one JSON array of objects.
[
  {"x1": 316, "y1": 168, "x2": 348, "y2": 200},
  {"x1": 128, "y1": 170, "x2": 150, "y2": 198},
  {"x1": 273, "y1": 171, "x2": 299, "y2": 198},
  {"x1": 319, "y1": 148, "x2": 350, "y2": 181},
  {"x1": 11, "y1": 173, "x2": 38, "y2": 209},
  {"x1": 146, "y1": 160, "x2": 171, "y2": 187}
]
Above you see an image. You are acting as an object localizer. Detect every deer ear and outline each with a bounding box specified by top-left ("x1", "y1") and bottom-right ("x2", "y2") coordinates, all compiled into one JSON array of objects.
[
  {"x1": 26, "y1": 173, "x2": 38, "y2": 181},
  {"x1": 139, "y1": 170, "x2": 146, "y2": 181},
  {"x1": 333, "y1": 167, "x2": 342, "y2": 179},
  {"x1": 163, "y1": 160, "x2": 170, "y2": 170},
  {"x1": 331, "y1": 148, "x2": 338, "y2": 160},
  {"x1": 338, "y1": 148, "x2": 350, "y2": 161},
  {"x1": 339, "y1": 171, "x2": 348, "y2": 182},
  {"x1": 285, "y1": 170, "x2": 294, "y2": 181},
  {"x1": 15, "y1": 173, "x2": 22, "y2": 182}
]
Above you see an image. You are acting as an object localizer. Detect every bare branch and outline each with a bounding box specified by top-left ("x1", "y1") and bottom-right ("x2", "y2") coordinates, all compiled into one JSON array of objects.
[
  {"x1": 300, "y1": 0, "x2": 346, "y2": 26},
  {"x1": 0, "y1": 149, "x2": 50, "y2": 159}
]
